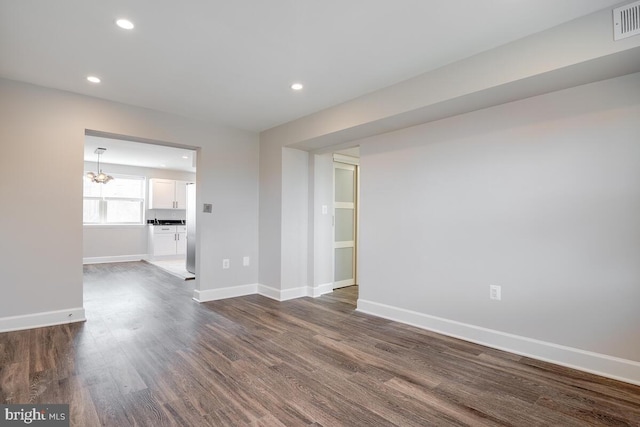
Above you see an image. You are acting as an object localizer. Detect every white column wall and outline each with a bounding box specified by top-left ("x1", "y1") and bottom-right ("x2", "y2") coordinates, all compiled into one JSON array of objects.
[
  {"x1": 311, "y1": 153, "x2": 335, "y2": 293},
  {"x1": 276, "y1": 147, "x2": 309, "y2": 300}
]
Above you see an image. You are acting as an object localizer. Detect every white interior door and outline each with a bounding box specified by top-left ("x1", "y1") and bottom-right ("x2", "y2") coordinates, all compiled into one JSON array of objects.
[{"x1": 334, "y1": 162, "x2": 357, "y2": 289}]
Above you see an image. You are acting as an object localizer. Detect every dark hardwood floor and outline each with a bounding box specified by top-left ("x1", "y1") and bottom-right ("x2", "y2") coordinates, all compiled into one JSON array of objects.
[{"x1": 1, "y1": 261, "x2": 639, "y2": 426}]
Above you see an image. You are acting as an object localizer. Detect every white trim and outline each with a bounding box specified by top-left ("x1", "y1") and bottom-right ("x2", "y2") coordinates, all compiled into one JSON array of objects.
[
  {"x1": 0, "y1": 308, "x2": 86, "y2": 333},
  {"x1": 357, "y1": 299, "x2": 640, "y2": 386},
  {"x1": 83, "y1": 224, "x2": 147, "y2": 229},
  {"x1": 310, "y1": 282, "x2": 334, "y2": 297},
  {"x1": 279, "y1": 286, "x2": 310, "y2": 301},
  {"x1": 194, "y1": 283, "x2": 336, "y2": 303},
  {"x1": 335, "y1": 202, "x2": 354, "y2": 209},
  {"x1": 258, "y1": 284, "x2": 310, "y2": 301},
  {"x1": 334, "y1": 241, "x2": 354, "y2": 249},
  {"x1": 192, "y1": 284, "x2": 258, "y2": 302},
  {"x1": 145, "y1": 254, "x2": 184, "y2": 262},
  {"x1": 333, "y1": 155, "x2": 359, "y2": 166},
  {"x1": 83, "y1": 254, "x2": 146, "y2": 264},
  {"x1": 334, "y1": 278, "x2": 355, "y2": 289},
  {"x1": 257, "y1": 284, "x2": 281, "y2": 300}
]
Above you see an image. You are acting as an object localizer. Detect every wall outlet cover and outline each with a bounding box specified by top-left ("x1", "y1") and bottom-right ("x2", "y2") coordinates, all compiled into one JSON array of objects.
[{"x1": 490, "y1": 285, "x2": 502, "y2": 301}]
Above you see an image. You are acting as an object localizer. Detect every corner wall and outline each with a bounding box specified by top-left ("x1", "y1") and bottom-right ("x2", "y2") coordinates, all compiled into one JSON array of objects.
[
  {"x1": 258, "y1": 146, "x2": 325, "y2": 300},
  {"x1": 258, "y1": 138, "x2": 283, "y2": 291}
]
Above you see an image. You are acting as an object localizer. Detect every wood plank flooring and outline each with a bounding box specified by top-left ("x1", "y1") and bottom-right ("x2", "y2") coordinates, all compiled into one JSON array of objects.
[{"x1": 1, "y1": 261, "x2": 639, "y2": 426}]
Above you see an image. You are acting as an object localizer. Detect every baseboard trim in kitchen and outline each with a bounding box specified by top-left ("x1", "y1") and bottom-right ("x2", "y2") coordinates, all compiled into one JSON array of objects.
[
  {"x1": 357, "y1": 299, "x2": 640, "y2": 387},
  {"x1": 83, "y1": 254, "x2": 147, "y2": 264},
  {"x1": 0, "y1": 307, "x2": 86, "y2": 333}
]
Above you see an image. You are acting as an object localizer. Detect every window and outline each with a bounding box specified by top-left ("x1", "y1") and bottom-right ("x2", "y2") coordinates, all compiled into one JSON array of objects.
[{"x1": 83, "y1": 174, "x2": 146, "y2": 224}]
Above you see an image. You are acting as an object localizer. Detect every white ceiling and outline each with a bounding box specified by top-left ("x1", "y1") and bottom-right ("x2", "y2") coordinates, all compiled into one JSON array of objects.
[
  {"x1": 85, "y1": 135, "x2": 196, "y2": 173},
  {"x1": 0, "y1": 0, "x2": 624, "y2": 132}
]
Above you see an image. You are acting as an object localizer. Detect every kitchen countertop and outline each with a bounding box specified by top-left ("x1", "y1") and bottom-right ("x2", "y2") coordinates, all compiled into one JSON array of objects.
[{"x1": 147, "y1": 220, "x2": 186, "y2": 226}]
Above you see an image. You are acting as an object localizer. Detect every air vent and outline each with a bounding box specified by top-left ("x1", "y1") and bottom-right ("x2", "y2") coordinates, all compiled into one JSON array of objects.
[{"x1": 614, "y1": 1, "x2": 640, "y2": 40}]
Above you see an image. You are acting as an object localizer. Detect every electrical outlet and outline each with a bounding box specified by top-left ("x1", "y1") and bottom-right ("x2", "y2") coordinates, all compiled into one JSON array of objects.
[
  {"x1": 243, "y1": 256, "x2": 250, "y2": 266},
  {"x1": 222, "y1": 259, "x2": 230, "y2": 269},
  {"x1": 322, "y1": 205, "x2": 328, "y2": 215},
  {"x1": 490, "y1": 285, "x2": 502, "y2": 301}
]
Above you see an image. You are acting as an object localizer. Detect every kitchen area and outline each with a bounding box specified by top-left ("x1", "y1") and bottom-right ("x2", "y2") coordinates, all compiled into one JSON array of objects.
[
  {"x1": 146, "y1": 179, "x2": 196, "y2": 278},
  {"x1": 82, "y1": 135, "x2": 197, "y2": 280}
]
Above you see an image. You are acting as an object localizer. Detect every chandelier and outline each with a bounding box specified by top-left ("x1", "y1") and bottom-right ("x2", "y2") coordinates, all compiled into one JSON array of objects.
[{"x1": 86, "y1": 147, "x2": 114, "y2": 184}]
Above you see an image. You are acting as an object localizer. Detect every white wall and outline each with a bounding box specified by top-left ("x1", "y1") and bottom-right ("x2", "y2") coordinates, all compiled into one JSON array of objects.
[
  {"x1": 356, "y1": 73, "x2": 640, "y2": 383},
  {"x1": 0, "y1": 78, "x2": 259, "y2": 331},
  {"x1": 311, "y1": 153, "x2": 334, "y2": 292},
  {"x1": 194, "y1": 123, "x2": 260, "y2": 300},
  {"x1": 83, "y1": 228, "x2": 147, "y2": 261},
  {"x1": 258, "y1": 138, "x2": 283, "y2": 290},
  {"x1": 82, "y1": 162, "x2": 196, "y2": 262},
  {"x1": 277, "y1": 148, "x2": 309, "y2": 299}
]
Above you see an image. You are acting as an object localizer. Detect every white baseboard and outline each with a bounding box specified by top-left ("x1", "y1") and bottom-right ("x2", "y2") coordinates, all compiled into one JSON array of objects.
[
  {"x1": 257, "y1": 284, "x2": 281, "y2": 300},
  {"x1": 278, "y1": 286, "x2": 311, "y2": 301},
  {"x1": 194, "y1": 283, "x2": 335, "y2": 303},
  {"x1": 310, "y1": 282, "x2": 334, "y2": 298},
  {"x1": 357, "y1": 299, "x2": 640, "y2": 386},
  {"x1": 83, "y1": 254, "x2": 146, "y2": 264},
  {"x1": 193, "y1": 284, "x2": 258, "y2": 302},
  {"x1": 0, "y1": 307, "x2": 86, "y2": 333},
  {"x1": 257, "y1": 284, "x2": 310, "y2": 301}
]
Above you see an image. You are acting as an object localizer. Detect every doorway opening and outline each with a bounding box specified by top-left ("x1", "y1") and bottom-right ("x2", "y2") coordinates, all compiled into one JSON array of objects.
[
  {"x1": 332, "y1": 148, "x2": 360, "y2": 295},
  {"x1": 82, "y1": 131, "x2": 198, "y2": 312}
]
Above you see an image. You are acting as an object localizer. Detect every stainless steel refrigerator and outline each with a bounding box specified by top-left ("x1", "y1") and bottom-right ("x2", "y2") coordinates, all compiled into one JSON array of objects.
[{"x1": 186, "y1": 183, "x2": 196, "y2": 274}]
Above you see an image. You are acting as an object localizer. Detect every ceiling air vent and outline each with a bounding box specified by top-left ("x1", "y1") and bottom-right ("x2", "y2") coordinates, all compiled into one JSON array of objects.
[{"x1": 614, "y1": 1, "x2": 640, "y2": 40}]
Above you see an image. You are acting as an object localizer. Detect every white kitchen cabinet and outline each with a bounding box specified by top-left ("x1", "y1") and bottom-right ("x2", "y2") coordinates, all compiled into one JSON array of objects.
[
  {"x1": 176, "y1": 226, "x2": 187, "y2": 255},
  {"x1": 149, "y1": 179, "x2": 188, "y2": 209},
  {"x1": 149, "y1": 225, "x2": 187, "y2": 258},
  {"x1": 174, "y1": 182, "x2": 187, "y2": 209}
]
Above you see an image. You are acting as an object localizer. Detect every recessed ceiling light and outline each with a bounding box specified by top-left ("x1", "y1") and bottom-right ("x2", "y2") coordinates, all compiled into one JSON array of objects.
[
  {"x1": 116, "y1": 18, "x2": 134, "y2": 30},
  {"x1": 87, "y1": 76, "x2": 101, "y2": 83},
  {"x1": 160, "y1": 164, "x2": 166, "y2": 167},
  {"x1": 182, "y1": 155, "x2": 189, "y2": 159},
  {"x1": 291, "y1": 83, "x2": 304, "y2": 91}
]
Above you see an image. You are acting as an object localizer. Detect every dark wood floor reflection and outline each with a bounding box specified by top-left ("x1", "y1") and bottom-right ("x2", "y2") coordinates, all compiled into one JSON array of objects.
[{"x1": 1, "y1": 262, "x2": 639, "y2": 426}]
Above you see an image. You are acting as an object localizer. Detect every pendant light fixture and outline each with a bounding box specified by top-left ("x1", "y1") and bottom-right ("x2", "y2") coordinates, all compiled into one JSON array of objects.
[{"x1": 86, "y1": 147, "x2": 114, "y2": 184}]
